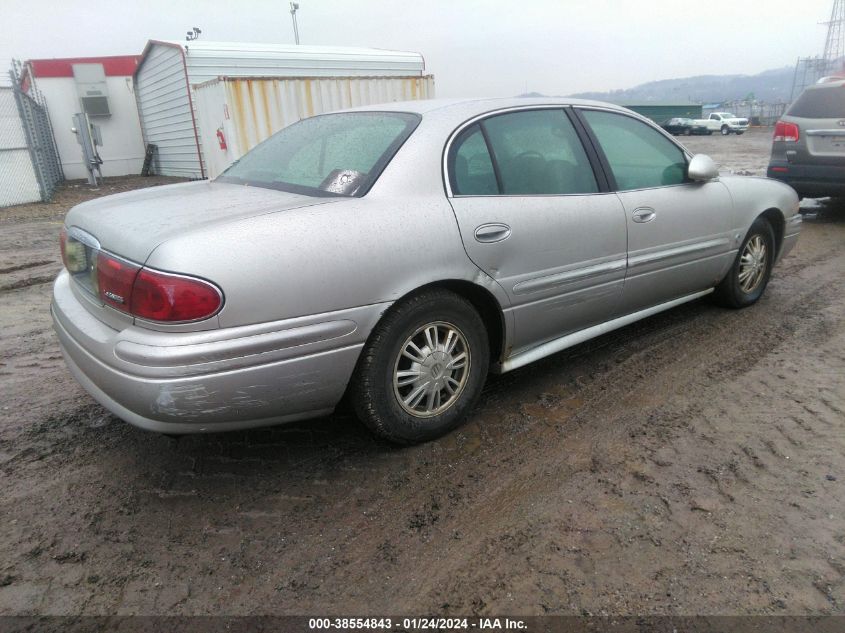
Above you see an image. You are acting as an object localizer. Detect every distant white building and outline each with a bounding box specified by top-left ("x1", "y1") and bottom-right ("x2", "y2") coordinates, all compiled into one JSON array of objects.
[{"x1": 21, "y1": 55, "x2": 145, "y2": 180}]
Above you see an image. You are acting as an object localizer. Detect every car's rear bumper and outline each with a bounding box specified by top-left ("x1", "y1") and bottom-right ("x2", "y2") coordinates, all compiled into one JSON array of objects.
[
  {"x1": 767, "y1": 161, "x2": 845, "y2": 197},
  {"x1": 51, "y1": 271, "x2": 385, "y2": 434}
]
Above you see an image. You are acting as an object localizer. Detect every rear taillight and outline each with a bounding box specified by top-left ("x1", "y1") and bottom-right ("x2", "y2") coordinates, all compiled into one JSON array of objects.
[
  {"x1": 97, "y1": 252, "x2": 140, "y2": 312},
  {"x1": 60, "y1": 227, "x2": 222, "y2": 322},
  {"x1": 130, "y1": 269, "x2": 222, "y2": 322},
  {"x1": 773, "y1": 121, "x2": 800, "y2": 142}
]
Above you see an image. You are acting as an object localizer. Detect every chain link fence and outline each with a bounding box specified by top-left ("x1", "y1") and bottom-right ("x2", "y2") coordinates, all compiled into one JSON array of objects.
[
  {"x1": 0, "y1": 85, "x2": 42, "y2": 206},
  {"x1": 0, "y1": 61, "x2": 64, "y2": 207},
  {"x1": 702, "y1": 101, "x2": 789, "y2": 127}
]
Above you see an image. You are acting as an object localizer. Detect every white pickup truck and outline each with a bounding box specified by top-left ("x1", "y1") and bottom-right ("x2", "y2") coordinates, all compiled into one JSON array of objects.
[{"x1": 693, "y1": 112, "x2": 750, "y2": 135}]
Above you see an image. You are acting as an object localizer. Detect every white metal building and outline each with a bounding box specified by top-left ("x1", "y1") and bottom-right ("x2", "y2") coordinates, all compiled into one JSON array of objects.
[
  {"x1": 194, "y1": 75, "x2": 435, "y2": 178},
  {"x1": 133, "y1": 40, "x2": 433, "y2": 179},
  {"x1": 21, "y1": 56, "x2": 146, "y2": 180}
]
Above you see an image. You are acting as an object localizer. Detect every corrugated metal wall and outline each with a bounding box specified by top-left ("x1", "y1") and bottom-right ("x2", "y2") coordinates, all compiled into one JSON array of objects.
[
  {"x1": 134, "y1": 44, "x2": 204, "y2": 178},
  {"x1": 623, "y1": 104, "x2": 703, "y2": 123},
  {"x1": 194, "y1": 75, "x2": 435, "y2": 178},
  {"x1": 135, "y1": 41, "x2": 431, "y2": 179},
  {"x1": 0, "y1": 87, "x2": 41, "y2": 206}
]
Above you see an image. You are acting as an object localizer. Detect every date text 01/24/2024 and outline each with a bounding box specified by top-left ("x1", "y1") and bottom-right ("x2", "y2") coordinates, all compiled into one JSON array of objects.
[{"x1": 308, "y1": 618, "x2": 528, "y2": 630}]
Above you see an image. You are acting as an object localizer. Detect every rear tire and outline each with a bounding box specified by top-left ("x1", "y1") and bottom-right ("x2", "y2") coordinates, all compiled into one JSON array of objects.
[
  {"x1": 350, "y1": 289, "x2": 489, "y2": 445},
  {"x1": 685, "y1": 128, "x2": 692, "y2": 136},
  {"x1": 713, "y1": 217, "x2": 775, "y2": 309}
]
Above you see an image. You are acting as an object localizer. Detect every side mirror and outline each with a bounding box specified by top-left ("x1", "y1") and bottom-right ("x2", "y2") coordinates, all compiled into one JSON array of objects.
[{"x1": 688, "y1": 154, "x2": 719, "y2": 182}]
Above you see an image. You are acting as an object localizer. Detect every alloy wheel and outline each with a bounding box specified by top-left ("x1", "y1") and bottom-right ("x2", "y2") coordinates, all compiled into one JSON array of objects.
[
  {"x1": 739, "y1": 235, "x2": 768, "y2": 293},
  {"x1": 393, "y1": 321, "x2": 471, "y2": 418}
]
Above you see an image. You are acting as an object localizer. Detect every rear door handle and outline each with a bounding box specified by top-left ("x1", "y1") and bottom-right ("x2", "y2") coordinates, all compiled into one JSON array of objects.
[
  {"x1": 474, "y1": 223, "x2": 512, "y2": 243},
  {"x1": 632, "y1": 207, "x2": 656, "y2": 223}
]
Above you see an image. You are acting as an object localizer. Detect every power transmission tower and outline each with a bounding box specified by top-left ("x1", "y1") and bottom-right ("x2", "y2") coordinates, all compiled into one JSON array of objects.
[
  {"x1": 821, "y1": 0, "x2": 845, "y2": 74},
  {"x1": 791, "y1": 0, "x2": 845, "y2": 100}
]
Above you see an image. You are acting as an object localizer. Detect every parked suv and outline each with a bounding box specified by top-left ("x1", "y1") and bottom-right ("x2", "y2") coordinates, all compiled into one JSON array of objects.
[{"x1": 767, "y1": 78, "x2": 845, "y2": 198}]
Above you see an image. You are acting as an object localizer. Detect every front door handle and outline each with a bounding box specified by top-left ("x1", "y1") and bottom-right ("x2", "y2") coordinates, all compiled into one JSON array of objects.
[
  {"x1": 632, "y1": 207, "x2": 657, "y2": 223},
  {"x1": 474, "y1": 223, "x2": 512, "y2": 243}
]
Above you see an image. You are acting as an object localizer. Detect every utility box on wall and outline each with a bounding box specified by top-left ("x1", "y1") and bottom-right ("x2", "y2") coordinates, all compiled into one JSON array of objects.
[{"x1": 72, "y1": 63, "x2": 111, "y2": 117}]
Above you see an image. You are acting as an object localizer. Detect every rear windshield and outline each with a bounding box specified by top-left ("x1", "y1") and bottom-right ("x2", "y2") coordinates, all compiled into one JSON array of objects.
[
  {"x1": 217, "y1": 112, "x2": 420, "y2": 197},
  {"x1": 787, "y1": 86, "x2": 845, "y2": 118}
]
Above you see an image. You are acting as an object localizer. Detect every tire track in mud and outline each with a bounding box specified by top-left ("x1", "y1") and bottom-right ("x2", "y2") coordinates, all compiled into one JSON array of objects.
[
  {"x1": 241, "y1": 215, "x2": 845, "y2": 614},
  {"x1": 391, "y1": 219, "x2": 845, "y2": 614}
]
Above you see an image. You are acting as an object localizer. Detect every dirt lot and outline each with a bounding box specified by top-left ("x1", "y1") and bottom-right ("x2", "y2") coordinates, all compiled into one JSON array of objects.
[{"x1": 1, "y1": 133, "x2": 844, "y2": 616}]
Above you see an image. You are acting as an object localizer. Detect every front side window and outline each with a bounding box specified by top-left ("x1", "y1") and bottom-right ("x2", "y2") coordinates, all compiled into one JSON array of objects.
[
  {"x1": 581, "y1": 110, "x2": 687, "y2": 191},
  {"x1": 218, "y1": 112, "x2": 420, "y2": 197}
]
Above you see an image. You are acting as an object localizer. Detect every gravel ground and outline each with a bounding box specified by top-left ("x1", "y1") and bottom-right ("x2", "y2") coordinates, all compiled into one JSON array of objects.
[
  {"x1": 1, "y1": 138, "x2": 844, "y2": 616},
  {"x1": 680, "y1": 127, "x2": 773, "y2": 176}
]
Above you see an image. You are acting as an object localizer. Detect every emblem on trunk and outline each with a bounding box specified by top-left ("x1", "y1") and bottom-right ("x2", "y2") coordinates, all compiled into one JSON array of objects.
[
  {"x1": 838, "y1": 120, "x2": 845, "y2": 127},
  {"x1": 104, "y1": 291, "x2": 125, "y2": 304}
]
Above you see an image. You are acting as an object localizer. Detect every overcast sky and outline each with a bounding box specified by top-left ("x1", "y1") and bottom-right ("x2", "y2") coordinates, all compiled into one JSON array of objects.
[{"x1": 0, "y1": 0, "x2": 836, "y2": 95}]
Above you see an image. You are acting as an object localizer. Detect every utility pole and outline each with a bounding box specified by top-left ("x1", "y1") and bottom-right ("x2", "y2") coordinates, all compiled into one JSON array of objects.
[{"x1": 290, "y1": 2, "x2": 301, "y2": 45}]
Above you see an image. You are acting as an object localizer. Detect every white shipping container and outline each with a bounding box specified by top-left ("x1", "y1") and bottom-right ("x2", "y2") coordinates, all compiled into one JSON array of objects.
[
  {"x1": 193, "y1": 75, "x2": 435, "y2": 178},
  {"x1": 134, "y1": 41, "x2": 430, "y2": 179}
]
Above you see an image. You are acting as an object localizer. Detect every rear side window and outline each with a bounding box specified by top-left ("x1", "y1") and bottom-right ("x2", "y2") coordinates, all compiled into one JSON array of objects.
[
  {"x1": 787, "y1": 86, "x2": 845, "y2": 118},
  {"x1": 450, "y1": 125, "x2": 498, "y2": 195},
  {"x1": 581, "y1": 110, "x2": 687, "y2": 191},
  {"x1": 483, "y1": 109, "x2": 598, "y2": 195},
  {"x1": 448, "y1": 109, "x2": 598, "y2": 196}
]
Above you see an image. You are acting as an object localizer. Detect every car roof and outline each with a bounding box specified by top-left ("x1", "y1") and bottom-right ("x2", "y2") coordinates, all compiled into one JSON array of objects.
[
  {"x1": 814, "y1": 76, "x2": 845, "y2": 87},
  {"x1": 342, "y1": 96, "x2": 631, "y2": 122}
]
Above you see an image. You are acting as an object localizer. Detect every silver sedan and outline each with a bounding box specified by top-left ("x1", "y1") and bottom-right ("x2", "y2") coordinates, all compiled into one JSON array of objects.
[{"x1": 52, "y1": 98, "x2": 802, "y2": 444}]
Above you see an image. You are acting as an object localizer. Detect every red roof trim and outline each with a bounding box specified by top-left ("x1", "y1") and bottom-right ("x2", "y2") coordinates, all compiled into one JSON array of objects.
[{"x1": 28, "y1": 55, "x2": 142, "y2": 78}]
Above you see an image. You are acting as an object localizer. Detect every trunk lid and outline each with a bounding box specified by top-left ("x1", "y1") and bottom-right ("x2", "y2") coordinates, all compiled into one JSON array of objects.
[
  {"x1": 801, "y1": 116, "x2": 845, "y2": 159},
  {"x1": 64, "y1": 180, "x2": 339, "y2": 264},
  {"x1": 781, "y1": 114, "x2": 845, "y2": 165}
]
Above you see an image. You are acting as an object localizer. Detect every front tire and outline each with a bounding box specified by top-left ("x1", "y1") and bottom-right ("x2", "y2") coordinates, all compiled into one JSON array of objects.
[
  {"x1": 350, "y1": 289, "x2": 490, "y2": 444},
  {"x1": 713, "y1": 217, "x2": 775, "y2": 308},
  {"x1": 721, "y1": 125, "x2": 730, "y2": 135}
]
